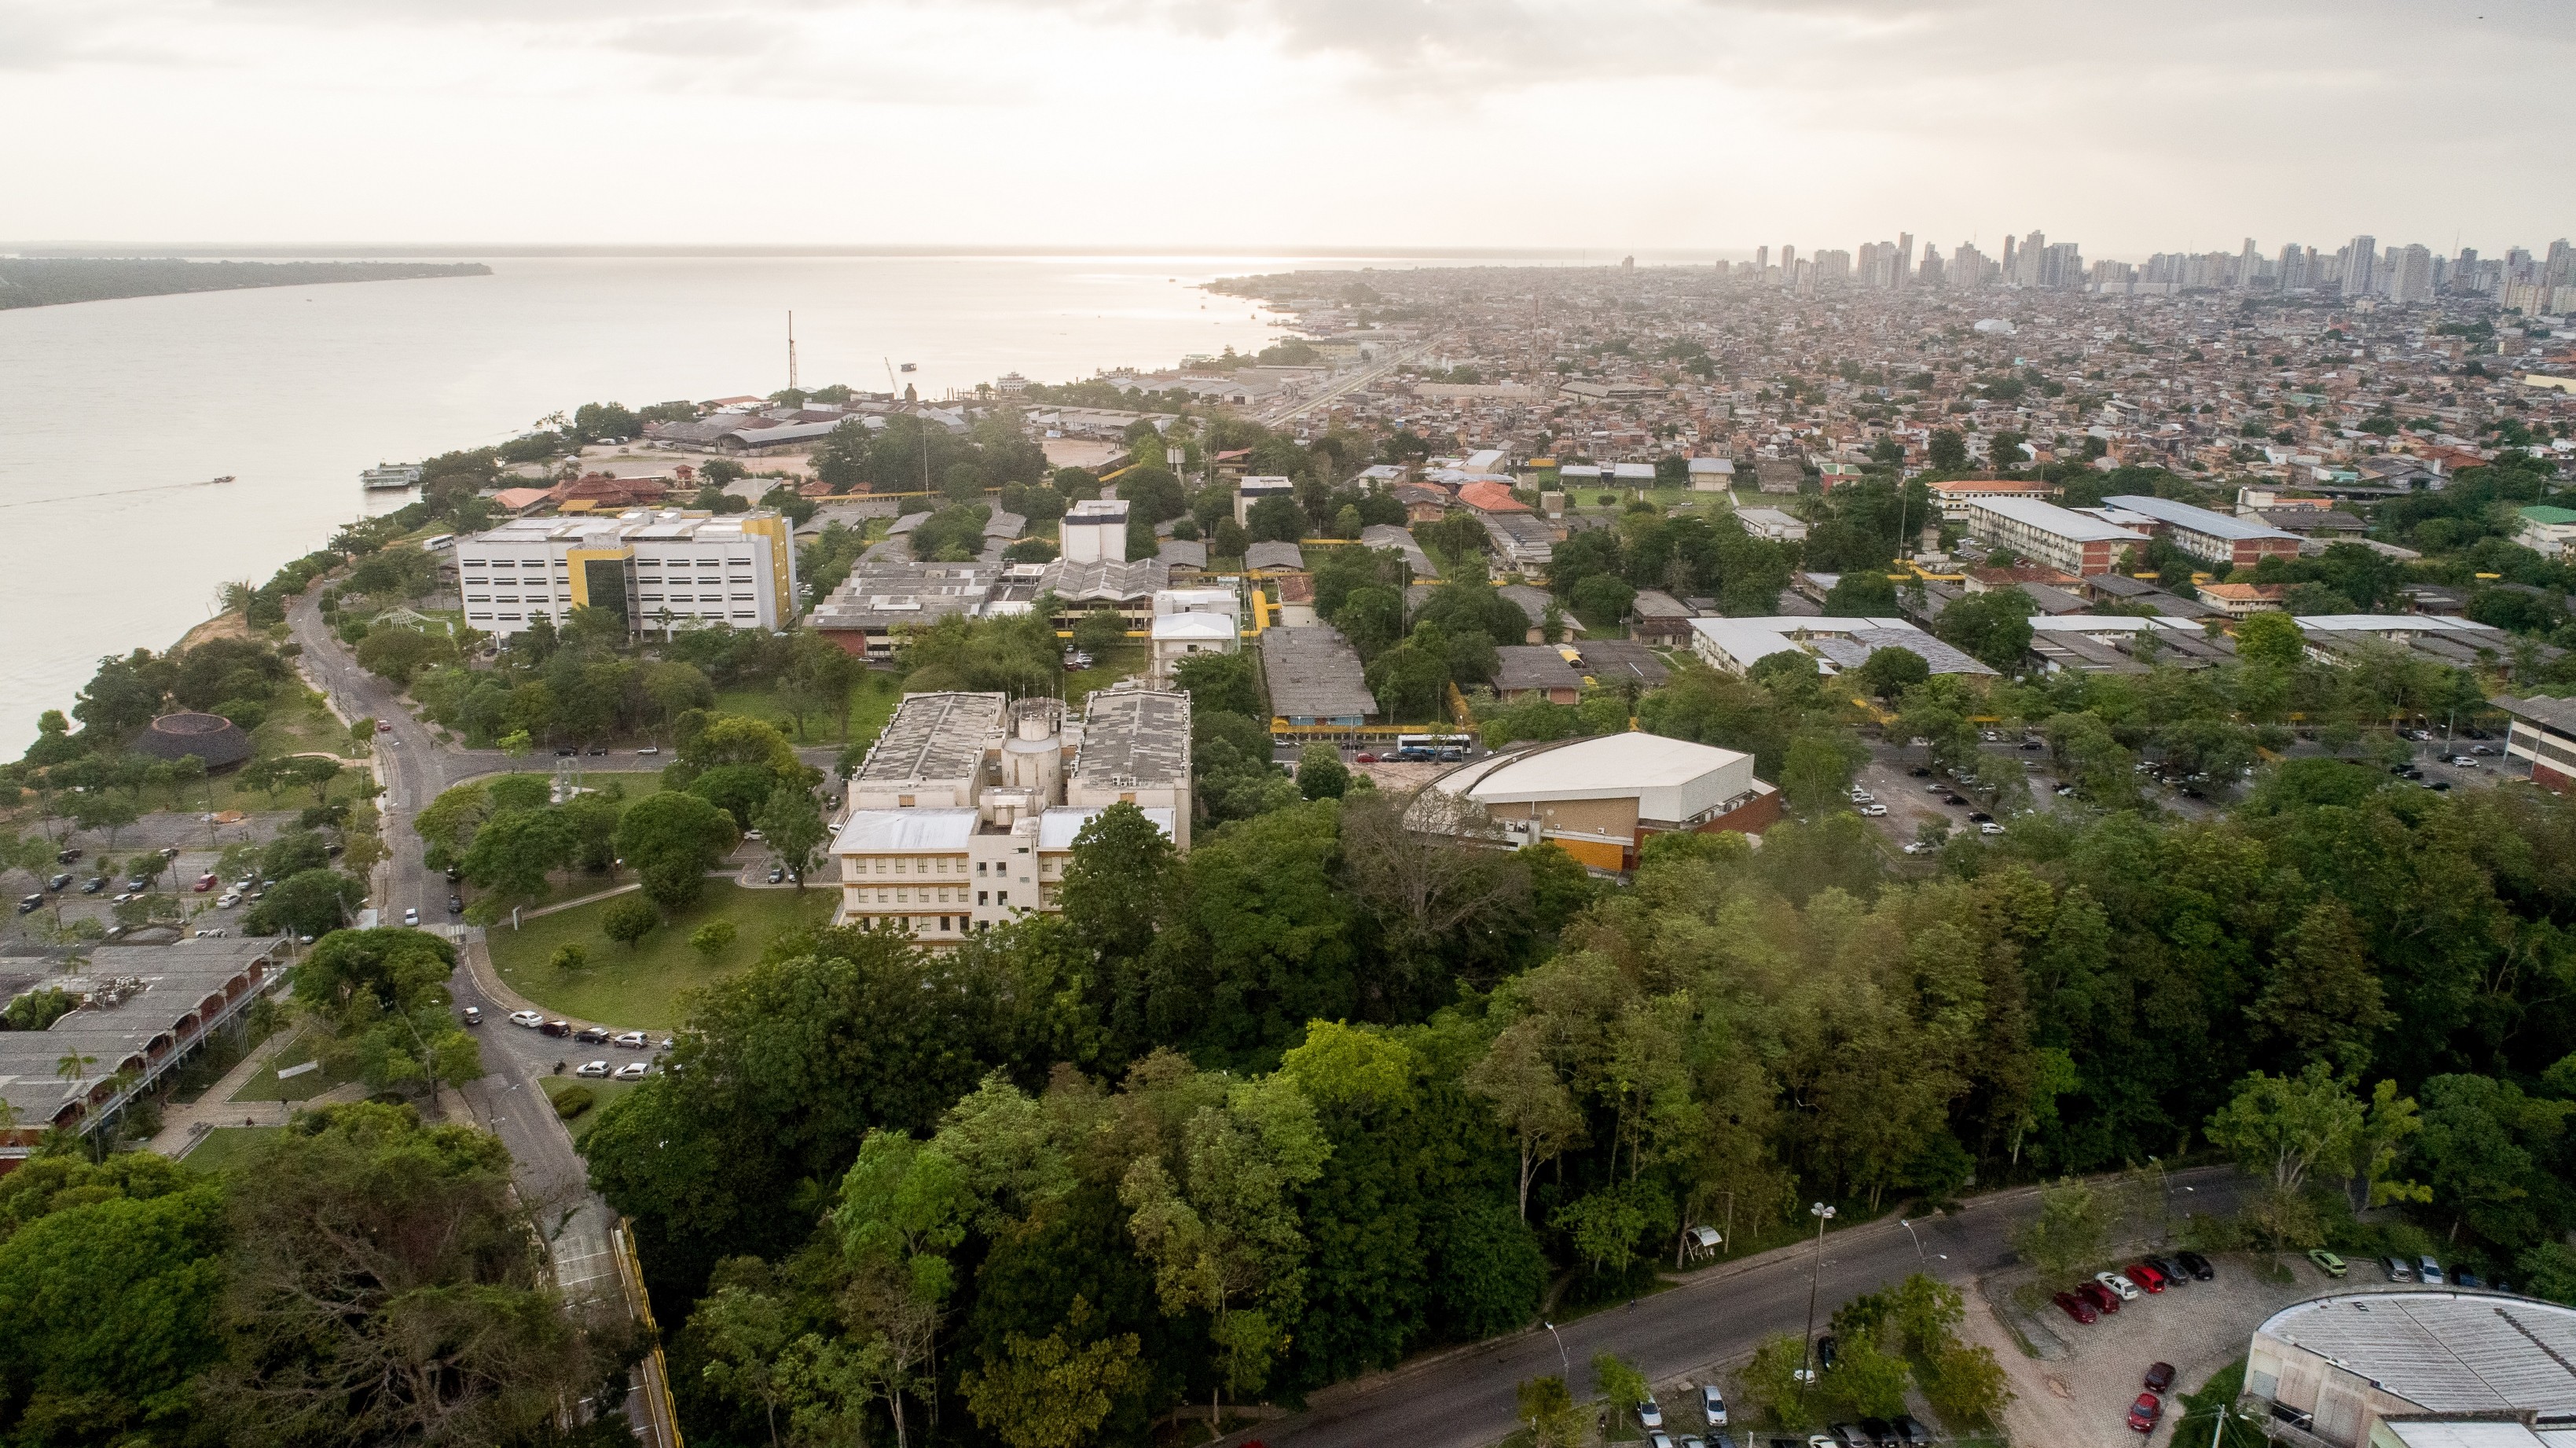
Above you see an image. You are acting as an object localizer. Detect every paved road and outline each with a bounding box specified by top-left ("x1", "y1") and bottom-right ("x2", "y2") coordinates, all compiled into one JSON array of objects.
[
  {"x1": 1257, "y1": 344, "x2": 1429, "y2": 426},
  {"x1": 1265, "y1": 1165, "x2": 2249, "y2": 1448}
]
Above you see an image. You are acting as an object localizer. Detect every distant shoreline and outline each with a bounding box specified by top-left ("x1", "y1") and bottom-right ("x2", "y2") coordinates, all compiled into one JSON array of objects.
[
  {"x1": 2, "y1": 242, "x2": 1738, "y2": 263},
  {"x1": 0, "y1": 257, "x2": 491, "y2": 311}
]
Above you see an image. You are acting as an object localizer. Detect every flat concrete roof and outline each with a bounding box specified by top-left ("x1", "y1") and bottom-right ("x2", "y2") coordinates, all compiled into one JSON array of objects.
[
  {"x1": 1073, "y1": 689, "x2": 1191, "y2": 787},
  {"x1": 2103, "y1": 493, "x2": 2303, "y2": 543},
  {"x1": 1037, "y1": 805, "x2": 1176, "y2": 851},
  {"x1": 832, "y1": 808, "x2": 980, "y2": 853},
  {"x1": 857, "y1": 693, "x2": 1005, "y2": 786},
  {"x1": 1968, "y1": 495, "x2": 2151, "y2": 542}
]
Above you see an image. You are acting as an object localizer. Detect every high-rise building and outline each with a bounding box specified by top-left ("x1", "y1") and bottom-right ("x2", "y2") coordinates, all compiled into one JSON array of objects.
[
  {"x1": 1951, "y1": 241, "x2": 1991, "y2": 288},
  {"x1": 1755, "y1": 244, "x2": 1769, "y2": 273},
  {"x1": 1918, "y1": 244, "x2": 1944, "y2": 287},
  {"x1": 2389, "y1": 244, "x2": 2435, "y2": 304},
  {"x1": 2239, "y1": 237, "x2": 2261, "y2": 290},
  {"x1": 2548, "y1": 240, "x2": 2574, "y2": 288},
  {"x1": 2001, "y1": 233, "x2": 2017, "y2": 281},
  {"x1": 2341, "y1": 235, "x2": 2377, "y2": 298},
  {"x1": 2276, "y1": 242, "x2": 2305, "y2": 291},
  {"x1": 1779, "y1": 245, "x2": 1796, "y2": 285},
  {"x1": 1895, "y1": 232, "x2": 1915, "y2": 288},
  {"x1": 2016, "y1": 230, "x2": 2049, "y2": 287},
  {"x1": 452, "y1": 508, "x2": 798, "y2": 639}
]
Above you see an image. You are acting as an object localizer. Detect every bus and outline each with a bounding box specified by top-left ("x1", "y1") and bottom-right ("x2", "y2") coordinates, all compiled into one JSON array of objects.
[{"x1": 1394, "y1": 733, "x2": 1474, "y2": 763}]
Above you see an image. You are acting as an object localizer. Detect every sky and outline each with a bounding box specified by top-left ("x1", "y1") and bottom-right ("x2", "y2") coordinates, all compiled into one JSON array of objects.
[{"x1": 3, "y1": 0, "x2": 2570, "y2": 260}]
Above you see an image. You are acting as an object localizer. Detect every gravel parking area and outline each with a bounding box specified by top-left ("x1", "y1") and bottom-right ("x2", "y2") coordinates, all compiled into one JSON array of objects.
[{"x1": 1966, "y1": 1255, "x2": 2448, "y2": 1446}]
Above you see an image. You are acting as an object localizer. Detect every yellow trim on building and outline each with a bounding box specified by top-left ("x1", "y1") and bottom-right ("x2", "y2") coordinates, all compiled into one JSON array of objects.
[{"x1": 562, "y1": 546, "x2": 633, "y2": 608}]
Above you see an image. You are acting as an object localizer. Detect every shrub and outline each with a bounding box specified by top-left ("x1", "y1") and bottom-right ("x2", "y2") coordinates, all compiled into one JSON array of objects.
[{"x1": 553, "y1": 1084, "x2": 596, "y2": 1119}]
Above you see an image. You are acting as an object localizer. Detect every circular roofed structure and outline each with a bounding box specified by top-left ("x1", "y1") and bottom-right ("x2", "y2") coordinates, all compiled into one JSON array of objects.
[{"x1": 132, "y1": 711, "x2": 254, "y2": 772}]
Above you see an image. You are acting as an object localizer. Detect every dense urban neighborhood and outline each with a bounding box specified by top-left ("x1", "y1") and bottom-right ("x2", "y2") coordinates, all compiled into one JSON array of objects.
[{"x1": 7, "y1": 241, "x2": 2576, "y2": 1448}]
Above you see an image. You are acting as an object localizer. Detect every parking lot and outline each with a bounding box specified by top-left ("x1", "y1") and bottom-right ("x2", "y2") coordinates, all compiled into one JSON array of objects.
[{"x1": 1970, "y1": 1255, "x2": 2460, "y2": 1446}]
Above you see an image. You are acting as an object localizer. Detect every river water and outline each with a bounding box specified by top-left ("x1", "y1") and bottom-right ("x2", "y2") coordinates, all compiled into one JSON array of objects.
[{"x1": 0, "y1": 251, "x2": 1456, "y2": 755}]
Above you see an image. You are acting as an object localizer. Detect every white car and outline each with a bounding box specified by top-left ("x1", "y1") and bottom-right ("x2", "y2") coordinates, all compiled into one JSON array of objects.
[
  {"x1": 612, "y1": 1030, "x2": 649, "y2": 1049},
  {"x1": 1646, "y1": 1432, "x2": 1673, "y2": 1448},
  {"x1": 2096, "y1": 1270, "x2": 2141, "y2": 1301},
  {"x1": 575, "y1": 1060, "x2": 611, "y2": 1079},
  {"x1": 509, "y1": 1009, "x2": 545, "y2": 1028},
  {"x1": 612, "y1": 1061, "x2": 652, "y2": 1081},
  {"x1": 1860, "y1": 804, "x2": 1888, "y2": 817},
  {"x1": 1638, "y1": 1399, "x2": 1664, "y2": 1429},
  {"x1": 1700, "y1": 1384, "x2": 1728, "y2": 1426},
  {"x1": 1848, "y1": 789, "x2": 1873, "y2": 803},
  {"x1": 402, "y1": 907, "x2": 418, "y2": 926}
]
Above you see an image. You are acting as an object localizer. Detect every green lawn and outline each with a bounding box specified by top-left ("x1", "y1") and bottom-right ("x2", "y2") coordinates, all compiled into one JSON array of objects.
[
  {"x1": 1066, "y1": 644, "x2": 1147, "y2": 709},
  {"x1": 252, "y1": 682, "x2": 375, "y2": 762},
  {"x1": 486, "y1": 880, "x2": 836, "y2": 1028},
  {"x1": 229, "y1": 1027, "x2": 358, "y2": 1102},
  {"x1": 182, "y1": 1125, "x2": 283, "y2": 1173},
  {"x1": 714, "y1": 671, "x2": 901, "y2": 747},
  {"x1": 539, "y1": 1075, "x2": 636, "y2": 1143},
  {"x1": 484, "y1": 768, "x2": 665, "y2": 802}
]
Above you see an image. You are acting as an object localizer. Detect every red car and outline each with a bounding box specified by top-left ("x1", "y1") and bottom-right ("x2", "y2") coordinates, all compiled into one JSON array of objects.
[
  {"x1": 2053, "y1": 1291, "x2": 2097, "y2": 1325},
  {"x1": 2127, "y1": 1392, "x2": 2163, "y2": 1434},
  {"x1": 2127, "y1": 1262, "x2": 2167, "y2": 1292},
  {"x1": 1353, "y1": 753, "x2": 1378, "y2": 764},
  {"x1": 2077, "y1": 1281, "x2": 2121, "y2": 1314}
]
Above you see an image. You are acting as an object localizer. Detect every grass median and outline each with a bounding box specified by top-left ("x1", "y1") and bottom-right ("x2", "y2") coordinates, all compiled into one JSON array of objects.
[{"x1": 485, "y1": 880, "x2": 835, "y2": 1029}]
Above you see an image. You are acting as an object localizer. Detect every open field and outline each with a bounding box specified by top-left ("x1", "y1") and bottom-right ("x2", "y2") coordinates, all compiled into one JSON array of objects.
[
  {"x1": 713, "y1": 669, "x2": 901, "y2": 747},
  {"x1": 229, "y1": 1027, "x2": 358, "y2": 1102},
  {"x1": 486, "y1": 880, "x2": 835, "y2": 1028},
  {"x1": 178, "y1": 1125, "x2": 283, "y2": 1173}
]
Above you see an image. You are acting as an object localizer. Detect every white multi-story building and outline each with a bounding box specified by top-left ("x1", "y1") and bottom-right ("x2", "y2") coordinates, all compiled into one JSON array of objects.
[
  {"x1": 1062, "y1": 498, "x2": 1130, "y2": 563},
  {"x1": 1962, "y1": 497, "x2": 2148, "y2": 575},
  {"x1": 831, "y1": 687, "x2": 1191, "y2": 943},
  {"x1": 1147, "y1": 588, "x2": 1241, "y2": 685},
  {"x1": 453, "y1": 509, "x2": 798, "y2": 638}
]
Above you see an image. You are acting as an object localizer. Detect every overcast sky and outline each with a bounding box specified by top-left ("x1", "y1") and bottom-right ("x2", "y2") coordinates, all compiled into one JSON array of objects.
[{"x1": 4, "y1": 0, "x2": 2568, "y2": 259}]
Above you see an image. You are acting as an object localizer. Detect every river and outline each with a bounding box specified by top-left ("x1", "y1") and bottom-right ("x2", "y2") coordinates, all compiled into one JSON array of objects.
[{"x1": 0, "y1": 250, "x2": 1466, "y2": 755}]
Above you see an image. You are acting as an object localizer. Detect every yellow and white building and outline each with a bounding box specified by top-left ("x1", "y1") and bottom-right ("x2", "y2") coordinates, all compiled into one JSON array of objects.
[{"x1": 452, "y1": 509, "x2": 797, "y2": 638}]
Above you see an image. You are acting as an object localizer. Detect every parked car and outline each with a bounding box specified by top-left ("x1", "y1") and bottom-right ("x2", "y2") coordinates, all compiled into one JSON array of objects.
[
  {"x1": 1861, "y1": 804, "x2": 1888, "y2": 817},
  {"x1": 2309, "y1": 1249, "x2": 2348, "y2": 1278},
  {"x1": 2455, "y1": 1269, "x2": 2484, "y2": 1288},
  {"x1": 574, "y1": 1025, "x2": 612, "y2": 1044},
  {"x1": 1980, "y1": 821, "x2": 2005, "y2": 836},
  {"x1": 540, "y1": 1019, "x2": 572, "y2": 1038},
  {"x1": 1700, "y1": 1384, "x2": 1727, "y2": 1426},
  {"x1": 2127, "y1": 1392, "x2": 2163, "y2": 1434},
  {"x1": 195, "y1": 873, "x2": 218, "y2": 891},
  {"x1": 613, "y1": 1061, "x2": 652, "y2": 1081},
  {"x1": 46, "y1": 873, "x2": 72, "y2": 891},
  {"x1": 2145, "y1": 1362, "x2": 2175, "y2": 1392},
  {"x1": 402, "y1": 907, "x2": 419, "y2": 926},
  {"x1": 84, "y1": 877, "x2": 109, "y2": 894},
  {"x1": 1645, "y1": 1432, "x2": 1672, "y2": 1448},
  {"x1": 1890, "y1": 1416, "x2": 1931, "y2": 1445},
  {"x1": 1638, "y1": 1398, "x2": 1664, "y2": 1429},
  {"x1": 1353, "y1": 752, "x2": 1378, "y2": 764},
  {"x1": 2419, "y1": 1256, "x2": 2445, "y2": 1284},
  {"x1": 1967, "y1": 810, "x2": 1994, "y2": 824},
  {"x1": 17, "y1": 894, "x2": 45, "y2": 914},
  {"x1": 768, "y1": 866, "x2": 786, "y2": 884},
  {"x1": 2141, "y1": 1253, "x2": 2186, "y2": 1286},
  {"x1": 613, "y1": 1031, "x2": 649, "y2": 1049},
  {"x1": 448, "y1": 895, "x2": 464, "y2": 914},
  {"x1": 2076, "y1": 1281, "x2": 2120, "y2": 1314},
  {"x1": 1858, "y1": 1418, "x2": 1896, "y2": 1446},
  {"x1": 55, "y1": 847, "x2": 82, "y2": 864},
  {"x1": 585, "y1": 745, "x2": 608, "y2": 756},
  {"x1": 1829, "y1": 1425, "x2": 1870, "y2": 1448},
  {"x1": 2384, "y1": 1255, "x2": 2415, "y2": 1281},
  {"x1": 2127, "y1": 1261, "x2": 2167, "y2": 1292},
  {"x1": 575, "y1": 1060, "x2": 611, "y2": 1079},
  {"x1": 459, "y1": 1005, "x2": 481, "y2": 1027},
  {"x1": 2096, "y1": 1270, "x2": 2142, "y2": 1301},
  {"x1": 509, "y1": 1010, "x2": 545, "y2": 1028},
  {"x1": 2174, "y1": 1250, "x2": 2215, "y2": 1281},
  {"x1": 2053, "y1": 1291, "x2": 2098, "y2": 1324}
]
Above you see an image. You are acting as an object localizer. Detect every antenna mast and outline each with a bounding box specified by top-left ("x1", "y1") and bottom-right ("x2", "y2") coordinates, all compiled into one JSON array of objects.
[{"x1": 787, "y1": 311, "x2": 798, "y2": 392}]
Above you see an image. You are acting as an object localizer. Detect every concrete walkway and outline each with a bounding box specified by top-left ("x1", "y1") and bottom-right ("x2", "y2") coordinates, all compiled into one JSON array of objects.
[{"x1": 151, "y1": 1034, "x2": 371, "y2": 1160}]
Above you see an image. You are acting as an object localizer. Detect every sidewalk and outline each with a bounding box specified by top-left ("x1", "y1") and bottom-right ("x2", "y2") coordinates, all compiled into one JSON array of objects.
[{"x1": 150, "y1": 1031, "x2": 370, "y2": 1160}]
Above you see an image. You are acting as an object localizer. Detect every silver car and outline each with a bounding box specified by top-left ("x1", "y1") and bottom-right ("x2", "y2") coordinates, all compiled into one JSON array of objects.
[{"x1": 1700, "y1": 1384, "x2": 1727, "y2": 1426}]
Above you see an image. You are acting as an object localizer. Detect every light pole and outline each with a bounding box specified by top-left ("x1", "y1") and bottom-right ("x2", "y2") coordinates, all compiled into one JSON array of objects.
[
  {"x1": 1541, "y1": 1319, "x2": 1570, "y2": 1376},
  {"x1": 1900, "y1": 1216, "x2": 1925, "y2": 1261},
  {"x1": 1800, "y1": 1202, "x2": 1837, "y2": 1390}
]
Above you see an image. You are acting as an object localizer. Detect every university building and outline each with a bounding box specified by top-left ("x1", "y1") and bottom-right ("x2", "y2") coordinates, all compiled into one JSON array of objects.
[{"x1": 449, "y1": 509, "x2": 797, "y2": 638}]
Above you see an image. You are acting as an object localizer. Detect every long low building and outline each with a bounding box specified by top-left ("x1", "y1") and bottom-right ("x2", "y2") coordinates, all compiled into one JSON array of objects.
[
  {"x1": 2099, "y1": 492, "x2": 2305, "y2": 568},
  {"x1": 1686, "y1": 616, "x2": 1997, "y2": 678},
  {"x1": 806, "y1": 557, "x2": 1174, "y2": 660},
  {"x1": 1408, "y1": 732, "x2": 1781, "y2": 872},
  {"x1": 2, "y1": 939, "x2": 284, "y2": 1167},
  {"x1": 1963, "y1": 496, "x2": 2148, "y2": 575},
  {"x1": 2493, "y1": 694, "x2": 2576, "y2": 790}
]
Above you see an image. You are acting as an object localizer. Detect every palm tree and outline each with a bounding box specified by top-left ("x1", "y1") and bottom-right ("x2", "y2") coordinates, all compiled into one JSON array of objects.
[{"x1": 56, "y1": 1051, "x2": 97, "y2": 1092}]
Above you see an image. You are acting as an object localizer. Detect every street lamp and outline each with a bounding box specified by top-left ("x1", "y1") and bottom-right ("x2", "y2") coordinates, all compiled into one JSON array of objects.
[
  {"x1": 1800, "y1": 1202, "x2": 1837, "y2": 1388},
  {"x1": 1541, "y1": 1319, "x2": 1570, "y2": 1376},
  {"x1": 1900, "y1": 1216, "x2": 1925, "y2": 1261}
]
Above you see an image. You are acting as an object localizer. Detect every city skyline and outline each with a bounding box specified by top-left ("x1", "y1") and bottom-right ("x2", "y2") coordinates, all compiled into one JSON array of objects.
[{"x1": 2, "y1": 0, "x2": 2568, "y2": 251}]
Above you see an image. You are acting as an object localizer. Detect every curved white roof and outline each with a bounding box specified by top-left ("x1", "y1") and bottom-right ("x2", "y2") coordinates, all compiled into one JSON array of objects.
[{"x1": 1431, "y1": 733, "x2": 1757, "y2": 825}]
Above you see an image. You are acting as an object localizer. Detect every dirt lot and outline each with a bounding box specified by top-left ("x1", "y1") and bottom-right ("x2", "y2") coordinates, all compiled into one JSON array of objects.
[{"x1": 1966, "y1": 1255, "x2": 2442, "y2": 1446}]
